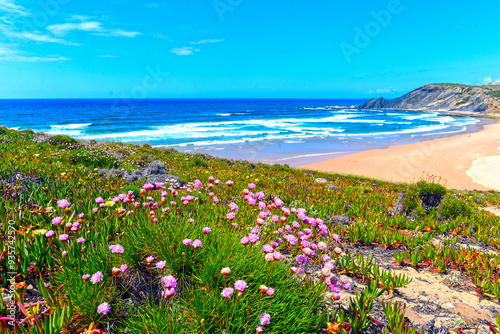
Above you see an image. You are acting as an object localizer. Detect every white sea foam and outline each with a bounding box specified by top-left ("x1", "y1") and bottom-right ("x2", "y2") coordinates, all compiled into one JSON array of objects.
[
  {"x1": 50, "y1": 123, "x2": 92, "y2": 129},
  {"x1": 216, "y1": 113, "x2": 231, "y2": 116}
]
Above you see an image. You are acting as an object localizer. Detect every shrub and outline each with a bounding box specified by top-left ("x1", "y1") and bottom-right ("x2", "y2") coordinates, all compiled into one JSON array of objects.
[
  {"x1": 190, "y1": 157, "x2": 208, "y2": 168},
  {"x1": 68, "y1": 149, "x2": 119, "y2": 169},
  {"x1": 0, "y1": 127, "x2": 7, "y2": 135},
  {"x1": 49, "y1": 135, "x2": 79, "y2": 147},
  {"x1": 439, "y1": 195, "x2": 473, "y2": 219},
  {"x1": 417, "y1": 180, "x2": 447, "y2": 208},
  {"x1": 402, "y1": 185, "x2": 421, "y2": 214}
]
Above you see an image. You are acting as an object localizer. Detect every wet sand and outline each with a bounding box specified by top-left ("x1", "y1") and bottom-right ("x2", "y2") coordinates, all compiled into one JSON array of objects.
[{"x1": 300, "y1": 120, "x2": 500, "y2": 191}]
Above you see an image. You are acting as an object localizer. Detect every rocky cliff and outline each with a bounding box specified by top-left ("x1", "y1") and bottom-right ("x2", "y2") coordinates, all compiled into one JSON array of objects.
[{"x1": 359, "y1": 83, "x2": 500, "y2": 114}]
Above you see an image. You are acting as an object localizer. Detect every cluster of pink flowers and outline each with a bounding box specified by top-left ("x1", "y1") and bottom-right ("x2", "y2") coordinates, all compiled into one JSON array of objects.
[
  {"x1": 97, "y1": 302, "x2": 110, "y2": 315},
  {"x1": 57, "y1": 199, "x2": 70, "y2": 209},
  {"x1": 109, "y1": 244, "x2": 124, "y2": 254},
  {"x1": 161, "y1": 275, "x2": 177, "y2": 299}
]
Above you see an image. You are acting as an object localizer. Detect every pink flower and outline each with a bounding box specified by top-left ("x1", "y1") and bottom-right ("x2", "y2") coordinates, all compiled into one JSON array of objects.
[
  {"x1": 256, "y1": 326, "x2": 263, "y2": 334},
  {"x1": 256, "y1": 192, "x2": 265, "y2": 200},
  {"x1": 156, "y1": 261, "x2": 166, "y2": 269},
  {"x1": 91, "y1": 271, "x2": 103, "y2": 284},
  {"x1": 214, "y1": 179, "x2": 220, "y2": 185},
  {"x1": 226, "y1": 180, "x2": 233, "y2": 186},
  {"x1": 208, "y1": 176, "x2": 215, "y2": 182},
  {"x1": 249, "y1": 234, "x2": 259, "y2": 243},
  {"x1": 162, "y1": 288, "x2": 176, "y2": 299},
  {"x1": 62, "y1": 251, "x2": 68, "y2": 256},
  {"x1": 213, "y1": 196, "x2": 219, "y2": 204},
  {"x1": 274, "y1": 197, "x2": 284, "y2": 207},
  {"x1": 92, "y1": 208, "x2": 99, "y2": 213},
  {"x1": 57, "y1": 199, "x2": 70, "y2": 209},
  {"x1": 261, "y1": 244, "x2": 274, "y2": 253},
  {"x1": 202, "y1": 227, "x2": 211, "y2": 234},
  {"x1": 183, "y1": 239, "x2": 192, "y2": 246},
  {"x1": 248, "y1": 183, "x2": 256, "y2": 189},
  {"x1": 162, "y1": 275, "x2": 177, "y2": 288},
  {"x1": 109, "y1": 244, "x2": 124, "y2": 254},
  {"x1": 78, "y1": 213, "x2": 84, "y2": 219},
  {"x1": 59, "y1": 234, "x2": 69, "y2": 242},
  {"x1": 221, "y1": 267, "x2": 231, "y2": 276},
  {"x1": 234, "y1": 280, "x2": 248, "y2": 292},
  {"x1": 155, "y1": 182, "x2": 163, "y2": 189},
  {"x1": 240, "y1": 236, "x2": 249, "y2": 245},
  {"x1": 95, "y1": 197, "x2": 104, "y2": 204},
  {"x1": 77, "y1": 237, "x2": 85, "y2": 244},
  {"x1": 143, "y1": 183, "x2": 154, "y2": 191},
  {"x1": 120, "y1": 265, "x2": 128, "y2": 272},
  {"x1": 192, "y1": 239, "x2": 203, "y2": 248},
  {"x1": 229, "y1": 202, "x2": 239, "y2": 211},
  {"x1": 260, "y1": 313, "x2": 271, "y2": 326},
  {"x1": 332, "y1": 233, "x2": 340, "y2": 242},
  {"x1": 227, "y1": 212, "x2": 236, "y2": 220},
  {"x1": 45, "y1": 230, "x2": 55, "y2": 238},
  {"x1": 52, "y1": 217, "x2": 63, "y2": 225},
  {"x1": 97, "y1": 302, "x2": 110, "y2": 315},
  {"x1": 146, "y1": 256, "x2": 154, "y2": 264},
  {"x1": 221, "y1": 287, "x2": 234, "y2": 299},
  {"x1": 266, "y1": 287, "x2": 275, "y2": 296},
  {"x1": 258, "y1": 202, "x2": 266, "y2": 210},
  {"x1": 194, "y1": 180, "x2": 202, "y2": 188},
  {"x1": 82, "y1": 274, "x2": 90, "y2": 282},
  {"x1": 248, "y1": 198, "x2": 256, "y2": 205}
]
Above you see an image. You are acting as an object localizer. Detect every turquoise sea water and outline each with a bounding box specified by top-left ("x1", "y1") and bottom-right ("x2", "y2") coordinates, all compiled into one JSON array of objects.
[{"x1": 0, "y1": 98, "x2": 484, "y2": 165}]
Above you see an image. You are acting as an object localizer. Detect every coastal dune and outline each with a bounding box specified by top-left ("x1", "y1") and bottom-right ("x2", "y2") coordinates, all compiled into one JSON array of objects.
[{"x1": 301, "y1": 121, "x2": 500, "y2": 191}]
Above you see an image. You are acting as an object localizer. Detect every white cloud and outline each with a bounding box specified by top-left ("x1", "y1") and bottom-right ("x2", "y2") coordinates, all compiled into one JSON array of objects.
[
  {"x1": 484, "y1": 77, "x2": 493, "y2": 84},
  {"x1": 152, "y1": 33, "x2": 169, "y2": 39},
  {"x1": 48, "y1": 21, "x2": 141, "y2": 38},
  {"x1": 102, "y1": 29, "x2": 141, "y2": 38},
  {"x1": 0, "y1": 0, "x2": 28, "y2": 16},
  {"x1": 0, "y1": 44, "x2": 70, "y2": 62},
  {"x1": 170, "y1": 46, "x2": 199, "y2": 56},
  {"x1": 376, "y1": 87, "x2": 393, "y2": 94},
  {"x1": 68, "y1": 15, "x2": 95, "y2": 21},
  {"x1": 47, "y1": 21, "x2": 103, "y2": 36},
  {"x1": 374, "y1": 86, "x2": 404, "y2": 94},
  {"x1": 11, "y1": 31, "x2": 79, "y2": 45},
  {"x1": 190, "y1": 39, "x2": 225, "y2": 44}
]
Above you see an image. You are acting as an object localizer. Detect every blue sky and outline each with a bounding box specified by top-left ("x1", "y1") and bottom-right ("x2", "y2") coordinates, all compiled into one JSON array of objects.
[{"x1": 0, "y1": 0, "x2": 499, "y2": 98}]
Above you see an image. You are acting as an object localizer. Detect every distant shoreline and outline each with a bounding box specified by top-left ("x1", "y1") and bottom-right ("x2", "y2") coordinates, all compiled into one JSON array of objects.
[{"x1": 299, "y1": 119, "x2": 500, "y2": 191}]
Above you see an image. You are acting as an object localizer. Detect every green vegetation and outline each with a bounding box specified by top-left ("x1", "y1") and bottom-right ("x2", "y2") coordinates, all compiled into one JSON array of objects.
[
  {"x1": 456, "y1": 95, "x2": 472, "y2": 106},
  {"x1": 487, "y1": 90, "x2": 500, "y2": 99},
  {"x1": 48, "y1": 134, "x2": 79, "y2": 147},
  {"x1": 439, "y1": 195, "x2": 473, "y2": 219},
  {"x1": 1, "y1": 129, "x2": 500, "y2": 333}
]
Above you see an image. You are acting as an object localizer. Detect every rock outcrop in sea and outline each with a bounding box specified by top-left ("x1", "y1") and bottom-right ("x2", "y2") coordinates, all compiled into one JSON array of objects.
[{"x1": 359, "y1": 83, "x2": 500, "y2": 114}]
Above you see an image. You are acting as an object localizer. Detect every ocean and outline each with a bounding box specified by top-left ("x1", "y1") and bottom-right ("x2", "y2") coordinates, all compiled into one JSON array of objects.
[{"x1": 0, "y1": 98, "x2": 485, "y2": 166}]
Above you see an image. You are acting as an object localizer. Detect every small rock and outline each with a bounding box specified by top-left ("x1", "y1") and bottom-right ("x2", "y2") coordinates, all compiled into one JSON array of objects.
[
  {"x1": 324, "y1": 214, "x2": 352, "y2": 226},
  {"x1": 441, "y1": 303, "x2": 455, "y2": 309},
  {"x1": 315, "y1": 178, "x2": 328, "y2": 184},
  {"x1": 327, "y1": 184, "x2": 342, "y2": 191}
]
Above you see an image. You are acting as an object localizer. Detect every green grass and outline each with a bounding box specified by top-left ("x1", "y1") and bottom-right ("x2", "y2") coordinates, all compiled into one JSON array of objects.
[
  {"x1": 1, "y1": 128, "x2": 500, "y2": 333},
  {"x1": 456, "y1": 95, "x2": 472, "y2": 106}
]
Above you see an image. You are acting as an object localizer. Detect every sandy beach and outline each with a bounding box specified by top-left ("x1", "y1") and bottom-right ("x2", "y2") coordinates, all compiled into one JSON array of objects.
[{"x1": 300, "y1": 120, "x2": 500, "y2": 191}]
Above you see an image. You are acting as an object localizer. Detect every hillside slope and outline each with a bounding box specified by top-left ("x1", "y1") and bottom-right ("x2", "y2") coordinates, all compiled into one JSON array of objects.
[{"x1": 359, "y1": 83, "x2": 500, "y2": 114}]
